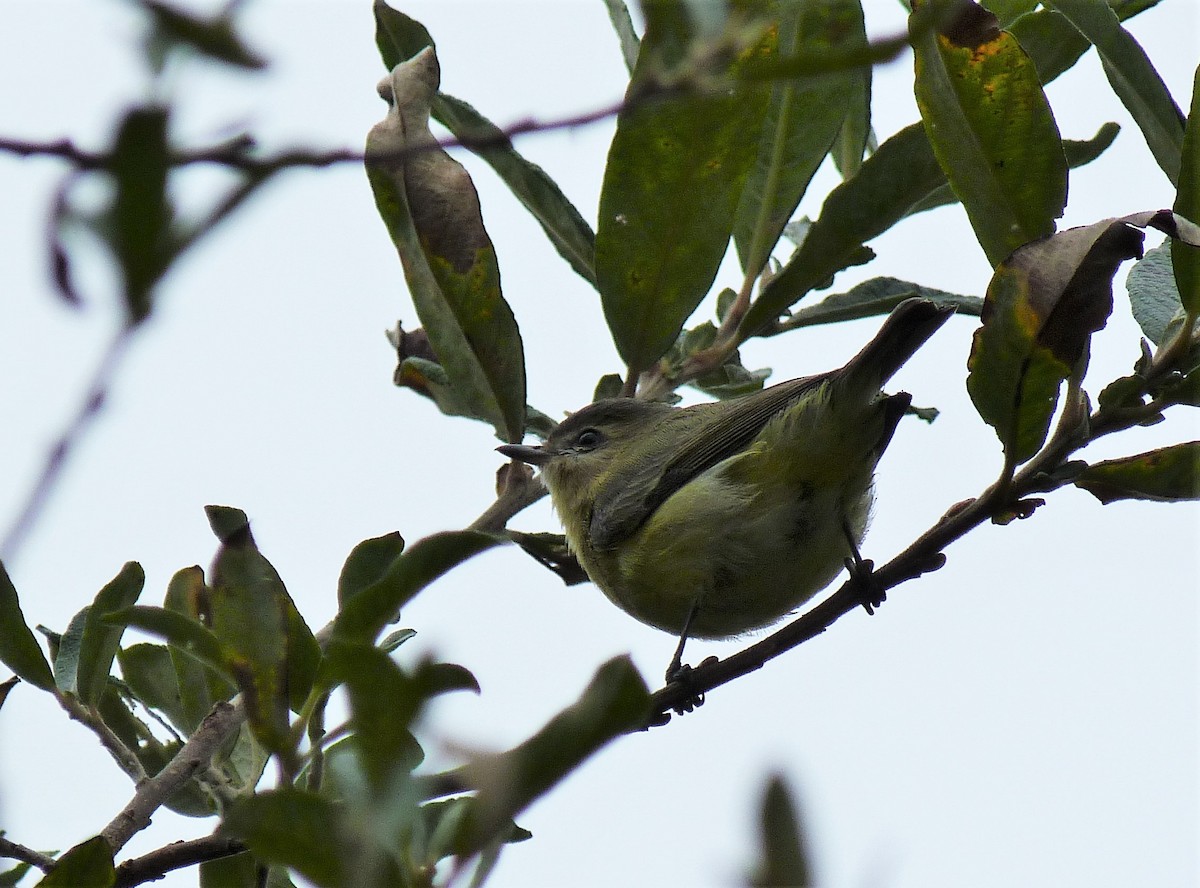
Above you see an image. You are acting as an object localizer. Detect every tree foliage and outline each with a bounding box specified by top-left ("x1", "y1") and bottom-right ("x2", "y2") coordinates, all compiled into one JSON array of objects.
[{"x1": 0, "y1": 1, "x2": 1196, "y2": 885}]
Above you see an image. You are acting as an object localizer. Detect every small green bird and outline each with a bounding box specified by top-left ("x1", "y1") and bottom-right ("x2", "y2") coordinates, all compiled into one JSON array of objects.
[{"x1": 499, "y1": 298, "x2": 953, "y2": 653}]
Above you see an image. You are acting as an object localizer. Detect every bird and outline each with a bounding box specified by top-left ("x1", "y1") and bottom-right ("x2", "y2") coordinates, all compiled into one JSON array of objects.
[{"x1": 499, "y1": 298, "x2": 953, "y2": 670}]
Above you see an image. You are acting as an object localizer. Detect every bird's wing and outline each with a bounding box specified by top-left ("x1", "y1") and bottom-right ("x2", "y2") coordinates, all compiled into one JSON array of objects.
[{"x1": 588, "y1": 374, "x2": 826, "y2": 551}]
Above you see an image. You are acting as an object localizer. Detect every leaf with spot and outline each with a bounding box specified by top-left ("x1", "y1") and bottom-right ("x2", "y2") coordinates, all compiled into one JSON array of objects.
[
  {"x1": 1076, "y1": 443, "x2": 1200, "y2": 503},
  {"x1": 967, "y1": 217, "x2": 1147, "y2": 464},
  {"x1": 366, "y1": 47, "x2": 526, "y2": 443},
  {"x1": 595, "y1": 1, "x2": 773, "y2": 374},
  {"x1": 912, "y1": 0, "x2": 1066, "y2": 267}
]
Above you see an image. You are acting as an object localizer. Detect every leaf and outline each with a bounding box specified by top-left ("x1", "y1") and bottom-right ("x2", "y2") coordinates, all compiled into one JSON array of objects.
[
  {"x1": 912, "y1": 0, "x2": 1066, "y2": 266},
  {"x1": 1172, "y1": 64, "x2": 1200, "y2": 314},
  {"x1": 454, "y1": 656, "x2": 649, "y2": 854},
  {"x1": 1127, "y1": 242, "x2": 1200, "y2": 348},
  {"x1": 1046, "y1": 0, "x2": 1185, "y2": 186},
  {"x1": 0, "y1": 676, "x2": 19, "y2": 713},
  {"x1": 748, "y1": 775, "x2": 812, "y2": 888},
  {"x1": 319, "y1": 641, "x2": 426, "y2": 786},
  {"x1": 76, "y1": 562, "x2": 145, "y2": 705},
  {"x1": 206, "y1": 507, "x2": 297, "y2": 754},
  {"x1": 0, "y1": 561, "x2": 55, "y2": 690},
  {"x1": 338, "y1": 532, "x2": 406, "y2": 608},
  {"x1": 223, "y1": 790, "x2": 348, "y2": 888},
  {"x1": 373, "y1": 2, "x2": 597, "y2": 285},
  {"x1": 53, "y1": 608, "x2": 89, "y2": 694},
  {"x1": 733, "y1": 0, "x2": 866, "y2": 278},
  {"x1": 104, "y1": 606, "x2": 228, "y2": 681},
  {"x1": 594, "y1": 3, "x2": 773, "y2": 374},
  {"x1": 163, "y1": 565, "x2": 229, "y2": 732},
  {"x1": 967, "y1": 217, "x2": 1146, "y2": 463},
  {"x1": 38, "y1": 837, "x2": 114, "y2": 887},
  {"x1": 143, "y1": 0, "x2": 267, "y2": 70},
  {"x1": 333, "y1": 531, "x2": 502, "y2": 644},
  {"x1": 740, "y1": 122, "x2": 946, "y2": 337},
  {"x1": 116, "y1": 643, "x2": 187, "y2": 731},
  {"x1": 107, "y1": 108, "x2": 173, "y2": 326},
  {"x1": 366, "y1": 47, "x2": 526, "y2": 443},
  {"x1": 786, "y1": 276, "x2": 983, "y2": 328},
  {"x1": 508, "y1": 531, "x2": 590, "y2": 586},
  {"x1": 1006, "y1": 0, "x2": 1166, "y2": 86},
  {"x1": 905, "y1": 122, "x2": 1120, "y2": 217},
  {"x1": 1076, "y1": 443, "x2": 1200, "y2": 503}
]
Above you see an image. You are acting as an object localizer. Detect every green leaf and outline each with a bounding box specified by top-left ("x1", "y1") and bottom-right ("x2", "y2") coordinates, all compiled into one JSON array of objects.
[
  {"x1": 107, "y1": 108, "x2": 173, "y2": 326},
  {"x1": 76, "y1": 562, "x2": 146, "y2": 705},
  {"x1": 595, "y1": 2, "x2": 773, "y2": 373},
  {"x1": 1127, "y1": 242, "x2": 1200, "y2": 347},
  {"x1": 53, "y1": 608, "x2": 89, "y2": 694},
  {"x1": 143, "y1": 0, "x2": 267, "y2": 70},
  {"x1": 372, "y1": 3, "x2": 597, "y2": 285},
  {"x1": 103, "y1": 606, "x2": 228, "y2": 681},
  {"x1": 740, "y1": 122, "x2": 946, "y2": 337},
  {"x1": 320, "y1": 641, "x2": 426, "y2": 786},
  {"x1": 1172, "y1": 64, "x2": 1200, "y2": 314},
  {"x1": 0, "y1": 860, "x2": 32, "y2": 886},
  {"x1": 1007, "y1": 1, "x2": 1163, "y2": 86},
  {"x1": 333, "y1": 531, "x2": 502, "y2": 644},
  {"x1": 38, "y1": 837, "x2": 114, "y2": 887},
  {"x1": 366, "y1": 48, "x2": 527, "y2": 443},
  {"x1": 339, "y1": 533, "x2": 407, "y2": 608},
  {"x1": 905, "y1": 121, "x2": 1120, "y2": 217},
  {"x1": 967, "y1": 217, "x2": 1146, "y2": 463},
  {"x1": 206, "y1": 508, "x2": 293, "y2": 755},
  {"x1": 223, "y1": 790, "x2": 349, "y2": 888},
  {"x1": 117, "y1": 643, "x2": 186, "y2": 730},
  {"x1": 0, "y1": 676, "x2": 19, "y2": 713},
  {"x1": 454, "y1": 656, "x2": 649, "y2": 854},
  {"x1": 912, "y1": 1, "x2": 1066, "y2": 266},
  {"x1": 786, "y1": 276, "x2": 983, "y2": 328},
  {"x1": 164, "y1": 565, "x2": 228, "y2": 732},
  {"x1": 748, "y1": 775, "x2": 812, "y2": 888},
  {"x1": 733, "y1": 0, "x2": 866, "y2": 278},
  {"x1": 0, "y1": 561, "x2": 55, "y2": 690},
  {"x1": 1046, "y1": 0, "x2": 1185, "y2": 186},
  {"x1": 1076, "y1": 443, "x2": 1200, "y2": 503}
]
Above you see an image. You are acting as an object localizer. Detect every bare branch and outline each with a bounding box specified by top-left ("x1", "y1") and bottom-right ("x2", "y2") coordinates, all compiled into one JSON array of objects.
[
  {"x1": 113, "y1": 834, "x2": 247, "y2": 888},
  {"x1": 0, "y1": 836, "x2": 55, "y2": 872},
  {"x1": 101, "y1": 701, "x2": 244, "y2": 853}
]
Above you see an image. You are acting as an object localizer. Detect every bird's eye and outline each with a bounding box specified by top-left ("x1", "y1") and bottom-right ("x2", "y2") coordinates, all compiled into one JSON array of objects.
[{"x1": 575, "y1": 428, "x2": 603, "y2": 450}]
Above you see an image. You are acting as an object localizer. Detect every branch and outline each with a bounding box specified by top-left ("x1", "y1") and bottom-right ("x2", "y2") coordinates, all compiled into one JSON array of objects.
[
  {"x1": 113, "y1": 834, "x2": 247, "y2": 888},
  {"x1": 643, "y1": 388, "x2": 1176, "y2": 723},
  {"x1": 101, "y1": 701, "x2": 244, "y2": 853},
  {"x1": 58, "y1": 692, "x2": 147, "y2": 784},
  {"x1": 0, "y1": 836, "x2": 55, "y2": 872},
  {"x1": 0, "y1": 327, "x2": 133, "y2": 563}
]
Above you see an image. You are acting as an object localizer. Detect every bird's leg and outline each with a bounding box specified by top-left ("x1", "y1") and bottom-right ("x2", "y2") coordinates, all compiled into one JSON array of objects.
[
  {"x1": 665, "y1": 602, "x2": 698, "y2": 684},
  {"x1": 664, "y1": 602, "x2": 711, "y2": 715},
  {"x1": 842, "y1": 519, "x2": 885, "y2": 615}
]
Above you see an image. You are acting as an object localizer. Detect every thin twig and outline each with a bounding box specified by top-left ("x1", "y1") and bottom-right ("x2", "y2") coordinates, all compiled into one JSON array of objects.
[
  {"x1": 0, "y1": 327, "x2": 133, "y2": 564},
  {"x1": 113, "y1": 834, "x2": 247, "y2": 888},
  {"x1": 0, "y1": 836, "x2": 55, "y2": 872},
  {"x1": 101, "y1": 701, "x2": 244, "y2": 853},
  {"x1": 58, "y1": 692, "x2": 148, "y2": 784}
]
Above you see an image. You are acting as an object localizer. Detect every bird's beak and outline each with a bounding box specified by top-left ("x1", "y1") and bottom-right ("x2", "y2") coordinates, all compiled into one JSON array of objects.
[{"x1": 497, "y1": 443, "x2": 551, "y2": 467}]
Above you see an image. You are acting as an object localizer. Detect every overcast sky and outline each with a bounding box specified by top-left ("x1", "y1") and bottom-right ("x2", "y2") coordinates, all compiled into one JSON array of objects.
[{"x1": 0, "y1": 2, "x2": 1196, "y2": 887}]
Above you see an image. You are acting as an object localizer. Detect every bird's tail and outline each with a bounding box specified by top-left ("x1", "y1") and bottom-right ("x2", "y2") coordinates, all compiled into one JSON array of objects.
[{"x1": 837, "y1": 298, "x2": 955, "y2": 398}]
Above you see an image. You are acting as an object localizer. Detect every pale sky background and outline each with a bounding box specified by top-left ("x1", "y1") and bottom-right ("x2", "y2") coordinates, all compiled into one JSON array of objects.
[{"x1": 0, "y1": 2, "x2": 1197, "y2": 887}]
